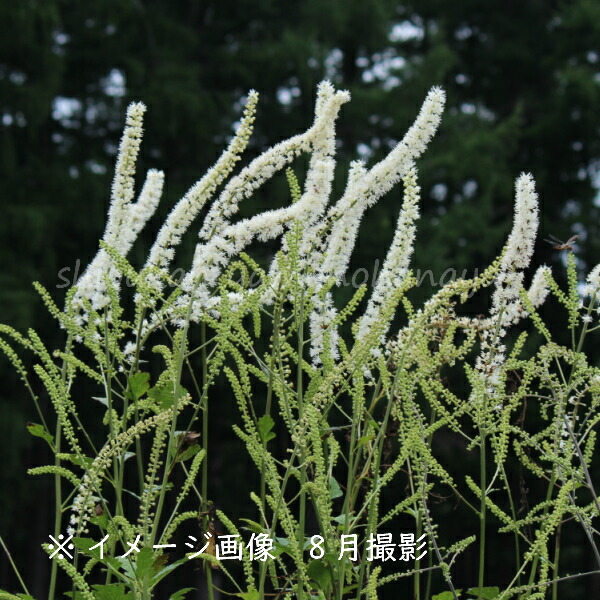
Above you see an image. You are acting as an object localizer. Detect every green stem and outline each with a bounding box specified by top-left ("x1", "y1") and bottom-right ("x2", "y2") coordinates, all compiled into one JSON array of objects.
[
  {"x1": 478, "y1": 429, "x2": 486, "y2": 599},
  {"x1": 499, "y1": 463, "x2": 521, "y2": 588},
  {"x1": 48, "y1": 333, "x2": 73, "y2": 600},
  {"x1": 258, "y1": 292, "x2": 283, "y2": 600},
  {"x1": 552, "y1": 525, "x2": 561, "y2": 600},
  {"x1": 296, "y1": 290, "x2": 306, "y2": 600},
  {"x1": 0, "y1": 533, "x2": 31, "y2": 597},
  {"x1": 200, "y1": 322, "x2": 215, "y2": 600}
]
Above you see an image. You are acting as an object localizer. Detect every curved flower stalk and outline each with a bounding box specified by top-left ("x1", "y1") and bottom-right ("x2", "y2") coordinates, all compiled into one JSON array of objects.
[
  {"x1": 263, "y1": 82, "x2": 347, "y2": 304},
  {"x1": 176, "y1": 157, "x2": 344, "y2": 323},
  {"x1": 314, "y1": 86, "x2": 446, "y2": 283},
  {"x1": 143, "y1": 90, "x2": 259, "y2": 292},
  {"x1": 356, "y1": 163, "x2": 420, "y2": 347},
  {"x1": 308, "y1": 87, "x2": 446, "y2": 364},
  {"x1": 72, "y1": 103, "x2": 163, "y2": 314},
  {"x1": 171, "y1": 85, "x2": 351, "y2": 322},
  {"x1": 474, "y1": 173, "x2": 539, "y2": 399},
  {"x1": 198, "y1": 82, "x2": 350, "y2": 243}
]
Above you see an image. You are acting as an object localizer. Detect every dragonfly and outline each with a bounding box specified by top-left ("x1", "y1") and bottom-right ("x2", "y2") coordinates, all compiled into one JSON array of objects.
[{"x1": 544, "y1": 234, "x2": 578, "y2": 251}]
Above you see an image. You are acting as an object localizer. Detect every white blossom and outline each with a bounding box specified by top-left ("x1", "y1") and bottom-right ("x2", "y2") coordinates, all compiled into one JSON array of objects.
[
  {"x1": 586, "y1": 263, "x2": 600, "y2": 293},
  {"x1": 491, "y1": 173, "x2": 539, "y2": 318},
  {"x1": 473, "y1": 173, "x2": 539, "y2": 402},
  {"x1": 144, "y1": 90, "x2": 259, "y2": 289},
  {"x1": 73, "y1": 103, "x2": 162, "y2": 313},
  {"x1": 173, "y1": 84, "x2": 351, "y2": 321},
  {"x1": 356, "y1": 164, "x2": 420, "y2": 343},
  {"x1": 316, "y1": 87, "x2": 446, "y2": 282},
  {"x1": 527, "y1": 265, "x2": 551, "y2": 307},
  {"x1": 199, "y1": 82, "x2": 349, "y2": 243},
  {"x1": 308, "y1": 87, "x2": 445, "y2": 364}
]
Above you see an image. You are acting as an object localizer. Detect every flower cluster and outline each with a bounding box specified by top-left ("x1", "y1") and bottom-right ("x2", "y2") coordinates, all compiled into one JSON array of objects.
[
  {"x1": 473, "y1": 174, "x2": 540, "y2": 400},
  {"x1": 73, "y1": 103, "x2": 163, "y2": 313}
]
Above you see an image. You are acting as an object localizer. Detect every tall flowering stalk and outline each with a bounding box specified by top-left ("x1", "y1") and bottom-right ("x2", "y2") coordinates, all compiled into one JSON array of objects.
[
  {"x1": 73, "y1": 103, "x2": 163, "y2": 313},
  {"x1": 309, "y1": 87, "x2": 446, "y2": 364}
]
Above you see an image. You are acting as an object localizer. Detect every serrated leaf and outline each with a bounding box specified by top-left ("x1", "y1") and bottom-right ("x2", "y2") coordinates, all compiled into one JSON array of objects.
[
  {"x1": 90, "y1": 512, "x2": 109, "y2": 530},
  {"x1": 150, "y1": 556, "x2": 189, "y2": 587},
  {"x1": 148, "y1": 383, "x2": 188, "y2": 410},
  {"x1": 307, "y1": 559, "x2": 332, "y2": 593},
  {"x1": 356, "y1": 435, "x2": 375, "y2": 449},
  {"x1": 175, "y1": 444, "x2": 201, "y2": 464},
  {"x1": 433, "y1": 592, "x2": 462, "y2": 600},
  {"x1": 115, "y1": 556, "x2": 136, "y2": 580},
  {"x1": 91, "y1": 583, "x2": 133, "y2": 600},
  {"x1": 257, "y1": 415, "x2": 276, "y2": 443},
  {"x1": 332, "y1": 513, "x2": 356, "y2": 527},
  {"x1": 233, "y1": 591, "x2": 259, "y2": 600},
  {"x1": 169, "y1": 588, "x2": 195, "y2": 600},
  {"x1": 239, "y1": 518, "x2": 265, "y2": 534},
  {"x1": 26, "y1": 422, "x2": 53, "y2": 446},
  {"x1": 127, "y1": 372, "x2": 150, "y2": 400},
  {"x1": 134, "y1": 548, "x2": 155, "y2": 583},
  {"x1": 60, "y1": 453, "x2": 94, "y2": 468},
  {"x1": 329, "y1": 476, "x2": 342, "y2": 499},
  {"x1": 466, "y1": 587, "x2": 499, "y2": 599},
  {"x1": 72, "y1": 537, "x2": 96, "y2": 552},
  {"x1": 273, "y1": 537, "x2": 293, "y2": 558}
]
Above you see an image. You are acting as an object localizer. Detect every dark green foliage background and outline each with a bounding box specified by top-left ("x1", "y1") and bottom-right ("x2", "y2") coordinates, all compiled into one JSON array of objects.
[{"x1": 1, "y1": 1, "x2": 600, "y2": 597}]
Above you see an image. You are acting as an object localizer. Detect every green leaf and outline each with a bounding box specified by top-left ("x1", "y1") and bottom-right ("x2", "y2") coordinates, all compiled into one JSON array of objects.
[
  {"x1": 175, "y1": 444, "x2": 201, "y2": 463},
  {"x1": 26, "y1": 422, "x2": 53, "y2": 446},
  {"x1": 273, "y1": 536, "x2": 293, "y2": 558},
  {"x1": 134, "y1": 547, "x2": 155, "y2": 582},
  {"x1": 332, "y1": 513, "x2": 356, "y2": 527},
  {"x1": 239, "y1": 518, "x2": 265, "y2": 534},
  {"x1": 233, "y1": 591, "x2": 259, "y2": 600},
  {"x1": 72, "y1": 537, "x2": 96, "y2": 552},
  {"x1": 127, "y1": 372, "x2": 150, "y2": 400},
  {"x1": 90, "y1": 513, "x2": 109, "y2": 530},
  {"x1": 169, "y1": 589, "x2": 195, "y2": 600},
  {"x1": 60, "y1": 453, "x2": 94, "y2": 469},
  {"x1": 307, "y1": 559, "x2": 332, "y2": 593},
  {"x1": 148, "y1": 383, "x2": 188, "y2": 410},
  {"x1": 115, "y1": 556, "x2": 136, "y2": 581},
  {"x1": 257, "y1": 415, "x2": 276, "y2": 443},
  {"x1": 329, "y1": 476, "x2": 343, "y2": 499},
  {"x1": 356, "y1": 435, "x2": 375, "y2": 449},
  {"x1": 466, "y1": 587, "x2": 499, "y2": 599},
  {"x1": 433, "y1": 592, "x2": 462, "y2": 600},
  {"x1": 150, "y1": 556, "x2": 189, "y2": 587},
  {"x1": 91, "y1": 583, "x2": 133, "y2": 600}
]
